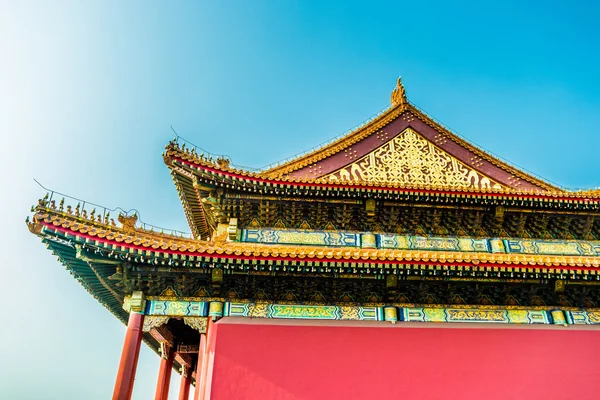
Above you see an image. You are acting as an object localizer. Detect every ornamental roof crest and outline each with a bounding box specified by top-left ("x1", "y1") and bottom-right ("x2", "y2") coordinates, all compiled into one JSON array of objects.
[
  {"x1": 118, "y1": 213, "x2": 138, "y2": 232},
  {"x1": 391, "y1": 77, "x2": 407, "y2": 106}
]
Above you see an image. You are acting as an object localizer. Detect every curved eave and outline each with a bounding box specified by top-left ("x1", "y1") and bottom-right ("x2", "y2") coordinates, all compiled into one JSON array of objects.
[
  {"x1": 33, "y1": 209, "x2": 600, "y2": 274},
  {"x1": 165, "y1": 151, "x2": 600, "y2": 206},
  {"x1": 43, "y1": 237, "x2": 129, "y2": 323},
  {"x1": 168, "y1": 166, "x2": 211, "y2": 240},
  {"x1": 34, "y1": 228, "x2": 182, "y2": 370}
]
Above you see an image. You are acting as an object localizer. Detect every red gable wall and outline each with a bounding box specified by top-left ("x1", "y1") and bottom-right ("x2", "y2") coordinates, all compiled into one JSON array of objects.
[{"x1": 204, "y1": 318, "x2": 600, "y2": 400}]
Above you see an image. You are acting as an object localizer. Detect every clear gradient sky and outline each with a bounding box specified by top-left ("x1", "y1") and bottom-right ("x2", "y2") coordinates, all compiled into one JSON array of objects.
[{"x1": 1, "y1": 1, "x2": 599, "y2": 399}]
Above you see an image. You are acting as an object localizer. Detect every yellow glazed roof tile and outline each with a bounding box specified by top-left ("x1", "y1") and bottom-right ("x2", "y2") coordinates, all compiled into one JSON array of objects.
[{"x1": 30, "y1": 205, "x2": 600, "y2": 270}]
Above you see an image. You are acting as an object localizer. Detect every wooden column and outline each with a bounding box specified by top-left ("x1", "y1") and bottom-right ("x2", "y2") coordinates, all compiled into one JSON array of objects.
[
  {"x1": 195, "y1": 318, "x2": 218, "y2": 400},
  {"x1": 155, "y1": 343, "x2": 175, "y2": 400},
  {"x1": 112, "y1": 312, "x2": 145, "y2": 400},
  {"x1": 193, "y1": 333, "x2": 207, "y2": 400},
  {"x1": 178, "y1": 365, "x2": 192, "y2": 400}
]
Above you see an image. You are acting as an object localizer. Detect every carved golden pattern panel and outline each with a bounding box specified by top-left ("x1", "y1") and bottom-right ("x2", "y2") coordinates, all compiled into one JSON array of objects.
[{"x1": 324, "y1": 128, "x2": 502, "y2": 190}]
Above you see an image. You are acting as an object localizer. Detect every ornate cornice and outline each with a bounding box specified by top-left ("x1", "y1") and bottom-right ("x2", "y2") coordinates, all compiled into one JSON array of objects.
[
  {"x1": 145, "y1": 297, "x2": 600, "y2": 312},
  {"x1": 32, "y1": 204, "x2": 600, "y2": 271},
  {"x1": 166, "y1": 142, "x2": 600, "y2": 200}
]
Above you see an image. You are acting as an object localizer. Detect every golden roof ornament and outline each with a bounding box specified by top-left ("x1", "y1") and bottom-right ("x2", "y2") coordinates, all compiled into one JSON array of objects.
[
  {"x1": 216, "y1": 156, "x2": 230, "y2": 169},
  {"x1": 118, "y1": 213, "x2": 138, "y2": 232},
  {"x1": 391, "y1": 77, "x2": 407, "y2": 106}
]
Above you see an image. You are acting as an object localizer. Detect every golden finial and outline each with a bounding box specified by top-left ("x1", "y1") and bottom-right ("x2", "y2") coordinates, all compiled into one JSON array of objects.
[{"x1": 391, "y1": 76, "x2": 407, "y2": 106}]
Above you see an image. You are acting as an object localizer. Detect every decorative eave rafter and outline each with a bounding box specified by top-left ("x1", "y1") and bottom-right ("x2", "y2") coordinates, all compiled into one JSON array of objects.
[{"x1": 167, "y1": 163, "x2": 210, "y2": 240}]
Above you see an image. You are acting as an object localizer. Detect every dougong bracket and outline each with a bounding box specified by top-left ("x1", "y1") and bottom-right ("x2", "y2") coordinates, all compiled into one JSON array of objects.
[{"x1": 122, "y1": 291, "x2": 146, "y2": 313}]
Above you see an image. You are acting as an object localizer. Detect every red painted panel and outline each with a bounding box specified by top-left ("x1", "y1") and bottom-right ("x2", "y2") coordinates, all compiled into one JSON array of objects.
[{"x1": 207, "y1": 318, "x2": 600, "y2": 400}]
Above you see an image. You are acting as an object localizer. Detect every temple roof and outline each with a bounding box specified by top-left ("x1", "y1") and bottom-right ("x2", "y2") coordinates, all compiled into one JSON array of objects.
[
  {"x1": 263, "y1": 78, "x2": 556, "y2": 192},
  {"x1": 161, "y1": 76, "x2": 600, "y2": 197},
  {"x1": 164, "y1": 78, "x2": 600, "y2": 239}
]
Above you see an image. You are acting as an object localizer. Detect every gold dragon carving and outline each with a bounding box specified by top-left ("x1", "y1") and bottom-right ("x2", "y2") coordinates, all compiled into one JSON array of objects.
[{"x1": 325, "y1": 128, "x2": 502, "y2": 190}]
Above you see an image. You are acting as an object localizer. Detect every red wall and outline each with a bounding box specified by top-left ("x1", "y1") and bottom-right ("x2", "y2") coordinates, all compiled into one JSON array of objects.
[{"x1": 206, "y1": 318, "x2": 600, "y2": 400}]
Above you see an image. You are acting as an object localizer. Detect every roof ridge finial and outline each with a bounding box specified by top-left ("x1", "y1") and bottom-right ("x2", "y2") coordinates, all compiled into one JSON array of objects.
[{"x1": 391, "y1": 76, "x2": 407, "y2": 106}]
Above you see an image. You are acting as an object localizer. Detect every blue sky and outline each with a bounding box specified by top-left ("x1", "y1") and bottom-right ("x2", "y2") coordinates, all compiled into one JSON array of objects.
[{"x1": 1, "y1": 1, "x2": 599, "y2": 399}]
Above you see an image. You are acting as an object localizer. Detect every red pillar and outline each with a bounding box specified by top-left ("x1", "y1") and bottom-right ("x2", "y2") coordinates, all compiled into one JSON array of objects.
[
  {"x1": 178, "y1": 366, "x2": 191, "y2": 400},
  {"x1": 202, "y1": 318, "x2": 217, "y2": 400},
  {"x1": 155, "y1": 344, "x2": 175, "y2": 400},
  {"x1": 196, "y1": 318, "x2": 217, "y2": 400},
  {"x1": 112, "y1": 312, "x2": 145, "y2": 400},
  {"x1": 193, "y1": 333, "x2": 207, "y2": 400}
]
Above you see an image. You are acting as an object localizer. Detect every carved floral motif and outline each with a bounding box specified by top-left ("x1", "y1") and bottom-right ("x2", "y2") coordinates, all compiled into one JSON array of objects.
[
  {"x1": 183, "y1": 317, "x2": 208, "y2": 333},
  {"x1": 326, "y1": 128, "x2": 502, "y2": 190},
  {"x1": 142, "y1": 316, "x2": 170, "y2": 332}
]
